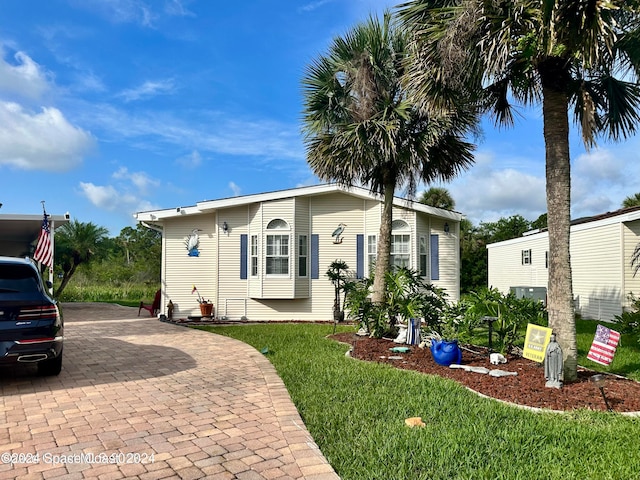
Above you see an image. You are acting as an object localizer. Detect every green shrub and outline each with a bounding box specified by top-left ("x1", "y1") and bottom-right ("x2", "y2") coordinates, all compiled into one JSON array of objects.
[{"x1": 613, "y1": 293, "x2": 640, "y2": 337}]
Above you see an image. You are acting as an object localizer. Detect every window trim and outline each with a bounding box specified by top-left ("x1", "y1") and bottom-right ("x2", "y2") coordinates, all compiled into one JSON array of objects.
[
  {"x1": 265, "y1": 218, "x2": 290, "y2": 276},
  {"x1": 298, "y1": 234, "x2": 308, "y2": 278},
  {"x1": 250, "y1": 235, "x2": 258, "y2": 277},
  {"x1": 419, "y1": 235, "x2": 428, "y2": 277}
]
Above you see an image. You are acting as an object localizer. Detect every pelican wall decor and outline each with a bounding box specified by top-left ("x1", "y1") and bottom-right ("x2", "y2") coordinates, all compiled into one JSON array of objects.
[
  {"x1": 332, "y1": 223, "x2": 346, "y2": 244},
  {"x1": 185, "y1": 228, "x2": 201, "y2": 256}
]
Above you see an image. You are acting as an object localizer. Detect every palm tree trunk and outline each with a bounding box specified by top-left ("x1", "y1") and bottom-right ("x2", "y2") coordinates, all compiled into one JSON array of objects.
[
  {"x1": 542, "y1": 80, "x2": 578, "y2": 382},
  {"x1": 372, "y1": 181, "x2": 395, "y2": 304},
  {"x1": 56, "y1": 264, "x2": 78, "y2": 298}
]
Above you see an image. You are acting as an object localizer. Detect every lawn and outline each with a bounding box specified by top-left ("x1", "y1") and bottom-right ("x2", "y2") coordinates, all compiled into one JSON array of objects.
[{"x1": 195, "y1": 322, "x2": 640, "y2": 480}]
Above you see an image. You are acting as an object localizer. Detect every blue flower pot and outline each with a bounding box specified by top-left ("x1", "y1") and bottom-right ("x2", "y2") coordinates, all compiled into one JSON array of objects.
[{"x1": 430, "y1": 339, "x2": 462, "y2": 366}]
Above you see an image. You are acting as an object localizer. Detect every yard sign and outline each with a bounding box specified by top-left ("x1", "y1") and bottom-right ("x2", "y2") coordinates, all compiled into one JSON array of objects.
[{"x1": 523, "y1": 324, "x2": 553, "y2": 363}]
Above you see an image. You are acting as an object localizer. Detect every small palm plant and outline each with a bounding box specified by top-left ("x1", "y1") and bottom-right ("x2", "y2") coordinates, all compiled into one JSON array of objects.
[{"x1": 326, "y1": 260, "x2": 350, "y2": 323}]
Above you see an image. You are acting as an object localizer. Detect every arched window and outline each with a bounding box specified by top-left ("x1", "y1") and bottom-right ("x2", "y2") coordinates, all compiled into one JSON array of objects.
[
  {"x1": 391, "y1": 220, "x2": 410, "y2": 268},
  {"x1": 266, "y1": 219, "x2": 290, "y2": 275}
]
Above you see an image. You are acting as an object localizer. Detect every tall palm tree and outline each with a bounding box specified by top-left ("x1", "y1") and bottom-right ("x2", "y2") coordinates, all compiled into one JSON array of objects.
[
  {"x1": 399, "y1": 0, "x2": 640, "y2": 380},
  {"x1": 302, "y1": 11, "x2": 477, "y2": 304},
  {"x1": 419, "y1": 186, "x2": 455, "y2": 210},
  {"x1": 55, "y1": 219, "x2": 109, "y2": 297}
]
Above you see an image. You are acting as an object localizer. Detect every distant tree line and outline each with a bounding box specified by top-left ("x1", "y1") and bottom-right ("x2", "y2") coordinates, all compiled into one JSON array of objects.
[{"x1": 53, "y1": 221, "x2": 161, "y2": 298}]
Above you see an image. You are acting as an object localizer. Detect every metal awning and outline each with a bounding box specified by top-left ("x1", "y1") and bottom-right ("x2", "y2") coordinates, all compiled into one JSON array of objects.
[{"x1": 0, "y1": 213, "x2": 70, "y2": 258}]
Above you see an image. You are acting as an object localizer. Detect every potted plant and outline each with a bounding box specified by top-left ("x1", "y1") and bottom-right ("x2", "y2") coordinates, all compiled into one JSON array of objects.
[{"x1": 192, "y1": 285, "x2": 214, "y2": 317}]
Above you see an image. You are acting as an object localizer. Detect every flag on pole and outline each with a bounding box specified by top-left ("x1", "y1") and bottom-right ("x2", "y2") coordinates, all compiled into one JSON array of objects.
[
  {"x1": 34, "y1": 212, "x2": 53, "y2": 268},
  {"x1": 587, "y1": 324, "x2": 621, "y2": 366}
]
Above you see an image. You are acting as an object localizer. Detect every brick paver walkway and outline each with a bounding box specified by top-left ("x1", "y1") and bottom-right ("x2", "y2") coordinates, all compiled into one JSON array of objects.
[{"x1": 0, "y1": 303, "x2": 339, "y2": 480}]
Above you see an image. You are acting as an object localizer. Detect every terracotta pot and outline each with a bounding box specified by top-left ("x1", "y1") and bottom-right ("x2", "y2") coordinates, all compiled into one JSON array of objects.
[{"x1": 199, "y1": 303, "x2": 214, "y2": 317}]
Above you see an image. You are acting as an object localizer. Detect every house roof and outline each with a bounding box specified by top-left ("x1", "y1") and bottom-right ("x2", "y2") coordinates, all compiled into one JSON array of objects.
[
  {"x1": 488, "y1": 205, "x2": 640, "y2": 248},
  {"x1": 133, "y1": 183, "x2": 464, "y2": 225}
]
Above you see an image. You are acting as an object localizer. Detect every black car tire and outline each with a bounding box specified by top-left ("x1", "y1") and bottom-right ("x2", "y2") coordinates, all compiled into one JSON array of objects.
[{"x1": 37, "y1": 349, "x2": 63, "y2": 376}]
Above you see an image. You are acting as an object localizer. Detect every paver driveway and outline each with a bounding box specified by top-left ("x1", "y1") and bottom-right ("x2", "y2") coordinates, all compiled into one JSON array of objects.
[{"x1": 0, "y1": 303, "x2": 339, "y2": 480}]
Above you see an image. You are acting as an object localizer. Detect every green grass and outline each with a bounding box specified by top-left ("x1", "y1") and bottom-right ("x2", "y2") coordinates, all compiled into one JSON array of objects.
[
  {"x1": 55, "y1": 283, "x2": 158, "y2": 305},
  {"x1": 195, "y1": 323, "x2": 640, "y2": 480}
]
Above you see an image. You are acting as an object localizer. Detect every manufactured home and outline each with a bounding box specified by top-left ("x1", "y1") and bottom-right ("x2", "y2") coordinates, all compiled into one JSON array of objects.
[
  {"x1": 487, "y1": 206, "x2": 640, "y2": 322},
  {"x1": 134, "y1": 184, "x2": 462, "y2": 321}
]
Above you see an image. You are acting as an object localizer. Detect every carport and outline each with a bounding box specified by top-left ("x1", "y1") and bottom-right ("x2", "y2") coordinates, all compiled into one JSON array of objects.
[{"x1": 0, "y1": 212, "x2": 70, "y2": 283}]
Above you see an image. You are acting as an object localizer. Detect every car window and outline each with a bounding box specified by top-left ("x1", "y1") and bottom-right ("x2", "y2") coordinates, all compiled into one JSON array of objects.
[{"x1": 0, "y1": 264, "x2": 40, "y2": 293}]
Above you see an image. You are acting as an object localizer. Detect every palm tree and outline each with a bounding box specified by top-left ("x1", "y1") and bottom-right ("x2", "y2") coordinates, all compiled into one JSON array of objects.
[
  {"x1": 419, "y1": 186, "x2": 455, "y2": 210},
  {"x1": 623, "y1": 193, "x2": 640, "y2": 209},
  {"x1": 302, "y1": 11, "x2": 477, "y2": 304},
  {"x1": 399, "y1": 0, "x2": 640, "y2": 380},
  {"x1": 55, "y1": 219, "x2": 109, "y2": 297}
]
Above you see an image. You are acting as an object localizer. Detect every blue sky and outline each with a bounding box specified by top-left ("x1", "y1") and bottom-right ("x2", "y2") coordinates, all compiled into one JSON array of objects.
[{"x1": 1, "y1": 0, "x2": 638, "y2": 236}]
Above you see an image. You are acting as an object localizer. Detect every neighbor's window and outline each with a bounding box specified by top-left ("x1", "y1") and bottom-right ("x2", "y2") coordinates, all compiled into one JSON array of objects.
[
  {"x1": 250, "y1": 235, "x2": 258, "y2": 276},
  {"x1": 266, "y1": 219, "x2": 290, "y2": 275},
  {"x1": 522, "y1": 249, "x2": 532, "y2": 265},
  {"x1": 391, "y1": 220, "x2": 410, "y2": 268},
  {"x1": 298, "y1": 235, "x2": 308, "y2": 277}
]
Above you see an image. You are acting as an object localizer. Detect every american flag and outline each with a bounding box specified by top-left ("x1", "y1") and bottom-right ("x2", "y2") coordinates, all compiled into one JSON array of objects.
[
  {"x1": 34, "y1": 213, "x2": 53, "y2": 268},
  {"x1": 587, "y1": 324, "x2": 621, "y2": 366}
]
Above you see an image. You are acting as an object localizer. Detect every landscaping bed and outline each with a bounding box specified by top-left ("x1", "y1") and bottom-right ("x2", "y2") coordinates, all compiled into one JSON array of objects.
[{"x1": 331, "y1": 332, "x2": 640, "y2": 413}]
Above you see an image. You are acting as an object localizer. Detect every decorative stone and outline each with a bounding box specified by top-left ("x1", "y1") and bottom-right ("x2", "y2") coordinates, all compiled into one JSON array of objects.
[
  {"x1": 448, "y1": 364, "x2": 490, "y2": 374},
  {"x1": 490, "y1": 353, "x2": 507, "y2": 365},
  {"x1": 544, "y1": 333, "x2": 564, "y2": 389},
  {"x1": 468, "y1": 366, "x2": 490, "y2": 374},
  {"x1": 489, "y1": 369, "x2": 518, "y2": 377}
]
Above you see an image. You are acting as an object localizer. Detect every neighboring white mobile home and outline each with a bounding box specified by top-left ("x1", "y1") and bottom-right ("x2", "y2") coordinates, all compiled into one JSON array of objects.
[
  {"x1": 134, "y1": 184, "x2": 462, "y2": 321},
  {"x1": 487, "y1": 206, "x2": 640, "y2": 322}
]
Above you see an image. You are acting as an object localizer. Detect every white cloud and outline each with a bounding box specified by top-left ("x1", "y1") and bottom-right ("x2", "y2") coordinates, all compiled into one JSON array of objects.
[
  {"x1": 0, "y1": 102, "x2": 94, "y2": 171},
  {"x1": 81, "y1": 103, "x2": 305, "y2": 162},
  {"x1": 112, "y1": 167, "x2": 160, "y2": 194},
  {"x1": 116, "y1": 79, "x2": 176, "y2": 102},
  {"x1": 79, "y1": 180, "x2": 160, "y2": 215},
  {"x1": 229, "y1": 181, "x2": 241, "y2": 196},
  {"x1": 73, "y1": 0, "x2": 156, "y2": 27},
  {"x1": 299, "y1": 0, "x2": 335, "y2": 13},
  {"x1": 164, "y1": 0, "x2": 195, "y2": 17},
  {"x1": 573, "y1": 149, "x2": 625, "y2": 184},
  {"x1": 0, "y1": 48, "x2": 51, "y2": 100},
  {"x1": 176, "y1": 150, "x2": 203, "y2": 168},
  {"x1": 79, "y1": 182, "x2": 120, "y2": 209},
  {"x1": 449, "y1": 153, "x2": 546, "y2": 224}
]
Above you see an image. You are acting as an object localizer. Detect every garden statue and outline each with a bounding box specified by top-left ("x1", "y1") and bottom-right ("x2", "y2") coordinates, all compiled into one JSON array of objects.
[{"x1": 544, "y1": 333, "x2": 563, "y2": 389}]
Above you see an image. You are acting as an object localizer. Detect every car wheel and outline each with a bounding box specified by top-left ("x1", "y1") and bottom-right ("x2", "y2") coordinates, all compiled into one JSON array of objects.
[{"x1": 37, "y1": 350, "x2": 63, "y2": 376}]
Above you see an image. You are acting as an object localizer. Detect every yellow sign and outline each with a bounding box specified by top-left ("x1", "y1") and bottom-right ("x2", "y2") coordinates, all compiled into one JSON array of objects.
[{"x1": 523, "y1": 324, "x2": 553, "y2": 363}]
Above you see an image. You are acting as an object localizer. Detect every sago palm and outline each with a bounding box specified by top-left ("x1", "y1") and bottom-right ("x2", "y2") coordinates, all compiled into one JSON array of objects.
[
  {"x1": 399, "y1": 0, "x2": 640, "y2": 380},
  {"x1": 302, "y1": 11, "x2": 477, "y2": 304}
]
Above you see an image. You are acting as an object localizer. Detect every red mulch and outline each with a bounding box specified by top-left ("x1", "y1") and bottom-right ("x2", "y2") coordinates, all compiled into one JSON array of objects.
[{"x1": 330, "y1": 332, "x2": 640, "y2": 414}]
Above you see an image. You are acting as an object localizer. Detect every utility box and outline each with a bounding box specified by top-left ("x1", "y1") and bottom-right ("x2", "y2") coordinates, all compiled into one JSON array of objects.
[{"x1": 510, "y1": 286, "x2": 547, "y2": 306}]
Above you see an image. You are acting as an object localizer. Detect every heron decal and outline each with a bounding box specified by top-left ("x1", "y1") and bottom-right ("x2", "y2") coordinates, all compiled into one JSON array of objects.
[
  {"x1": 332, "y1": 223, "x2": 346, "y2": 244},
  {"x1": 185, "y1": 228, "x2": 202, "y2": 256}
]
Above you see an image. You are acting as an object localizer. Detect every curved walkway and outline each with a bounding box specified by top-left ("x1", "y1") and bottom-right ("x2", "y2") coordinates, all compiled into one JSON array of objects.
[{"x1": 0, "y1": 303, "x2": 339, "y2": 480}]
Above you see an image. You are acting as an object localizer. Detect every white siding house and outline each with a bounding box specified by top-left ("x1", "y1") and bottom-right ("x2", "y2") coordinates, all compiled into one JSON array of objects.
[
  {"x1": 487, "y1": 206, "x2": 640, "y2": 322},
  {"x1": 134, "y1": 184, "x2": 462, "y2": 321}
]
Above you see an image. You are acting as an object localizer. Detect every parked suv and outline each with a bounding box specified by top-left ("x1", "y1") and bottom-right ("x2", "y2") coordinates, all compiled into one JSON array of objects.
[{"x1": 0, "y1": 256, "x2": 63, "y2": 375}]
